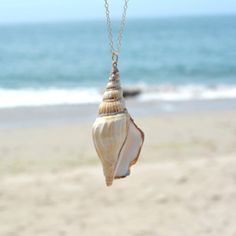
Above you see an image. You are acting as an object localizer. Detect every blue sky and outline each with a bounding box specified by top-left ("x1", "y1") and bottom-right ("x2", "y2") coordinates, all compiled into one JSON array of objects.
[{"x1": 0, "y1": 0, "x2": 236, "y2": 23}]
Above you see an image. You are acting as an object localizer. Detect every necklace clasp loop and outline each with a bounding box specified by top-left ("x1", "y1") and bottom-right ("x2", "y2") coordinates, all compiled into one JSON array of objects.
[
  {"x1": 112, "y1": 51, "x2": 119, "y2": 63},
  {"x1": 112, "y1": 51, "x2": 119, "y2": 70}
]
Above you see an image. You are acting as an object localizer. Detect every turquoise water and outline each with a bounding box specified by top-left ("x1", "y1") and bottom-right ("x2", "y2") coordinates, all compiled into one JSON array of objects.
[{"x1": 0, "y1": 15, "x2": 236, "y2": 107}]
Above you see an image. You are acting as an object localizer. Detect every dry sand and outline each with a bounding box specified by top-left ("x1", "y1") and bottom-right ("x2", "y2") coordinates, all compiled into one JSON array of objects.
[{"x1": 0, "y1": 109, "x2": 236, "y2": 236}]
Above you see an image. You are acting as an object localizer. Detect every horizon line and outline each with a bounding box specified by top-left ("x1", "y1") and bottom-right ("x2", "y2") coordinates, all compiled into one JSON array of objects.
[{"x1": 0, "y1": 12, "x2": 235, "y2": 26}]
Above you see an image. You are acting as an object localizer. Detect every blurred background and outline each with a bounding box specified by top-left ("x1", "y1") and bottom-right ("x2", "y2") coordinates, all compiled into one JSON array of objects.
[{"x1": 0, "y1": 1, "x2": 236, "y2": 236}]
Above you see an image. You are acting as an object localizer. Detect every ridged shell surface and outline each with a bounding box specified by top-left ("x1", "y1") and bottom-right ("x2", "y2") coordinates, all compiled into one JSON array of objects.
[{"x1": 92, "y1": 66, "x2": 144, "y2": 186}]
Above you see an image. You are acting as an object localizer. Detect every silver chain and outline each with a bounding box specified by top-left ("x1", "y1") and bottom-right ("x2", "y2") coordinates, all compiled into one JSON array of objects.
[{"x1": 104, "y1": 0, "x2": 129, "y2": 62}]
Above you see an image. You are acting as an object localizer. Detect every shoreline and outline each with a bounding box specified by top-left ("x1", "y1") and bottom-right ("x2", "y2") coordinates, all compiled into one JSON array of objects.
[
  {"x1": 1, "y1": 84, "x2": 236, "y2": 108},
  {"x1": 0, "y1": 98, "x2": 236, "y2": 128}
]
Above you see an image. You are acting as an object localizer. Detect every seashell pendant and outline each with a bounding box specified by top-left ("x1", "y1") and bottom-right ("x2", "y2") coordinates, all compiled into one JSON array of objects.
[{"x1": 92, "y1": 62, "x2": 144, "y2": 186}]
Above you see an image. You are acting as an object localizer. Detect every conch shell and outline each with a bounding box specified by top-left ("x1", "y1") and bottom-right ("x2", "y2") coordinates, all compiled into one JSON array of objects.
[{"x1": 92, "y1": 64, "x2": 144, "y2": 186}]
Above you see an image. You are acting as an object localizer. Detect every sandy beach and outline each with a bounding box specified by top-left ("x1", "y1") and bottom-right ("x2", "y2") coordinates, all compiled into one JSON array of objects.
[{"x1": 0, "y1": 105, "x2": 236, "y2": 236}]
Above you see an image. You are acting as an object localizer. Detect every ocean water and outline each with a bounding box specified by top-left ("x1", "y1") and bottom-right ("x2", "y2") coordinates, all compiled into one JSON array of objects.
[{"x1": 0, "y1": 15, "x2": 236, "y2": 107}]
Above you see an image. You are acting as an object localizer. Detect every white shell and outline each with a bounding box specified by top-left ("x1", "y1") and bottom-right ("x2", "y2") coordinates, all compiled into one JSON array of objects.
[
  {"x1": 114, "y1": 117, "x2": 143, "y2": 178},
  {"x1": 92, "y1": 66, "x2": 144, "y2": 186}
]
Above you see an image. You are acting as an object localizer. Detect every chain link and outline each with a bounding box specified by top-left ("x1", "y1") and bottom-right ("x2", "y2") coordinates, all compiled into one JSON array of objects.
[{"x1": 104, "y1": 0, "x2": 129, "y2": 61}]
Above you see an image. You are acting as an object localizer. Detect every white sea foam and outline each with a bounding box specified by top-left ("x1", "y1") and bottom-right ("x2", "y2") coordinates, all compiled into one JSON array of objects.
[
  {"x1": 0, "y1": 88, "x2": 101, "y2": 108},
  {"x1": 138, "y1": 85, "x2": 236, "y2": 102},
  {"x1": 0, "y1": 85, "x2": 236, "y2": 108}
]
